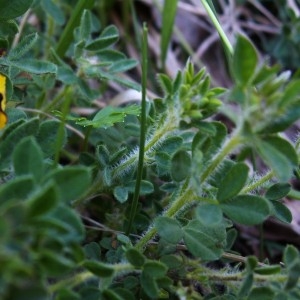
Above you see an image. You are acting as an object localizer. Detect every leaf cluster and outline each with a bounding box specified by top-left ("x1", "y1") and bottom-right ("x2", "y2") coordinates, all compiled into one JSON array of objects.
[{"x1": 1, "y1": 1, "x2": 300, "y2": 300}]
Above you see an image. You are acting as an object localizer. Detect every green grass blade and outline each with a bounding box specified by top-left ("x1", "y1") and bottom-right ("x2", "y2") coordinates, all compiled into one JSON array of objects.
[
  {"x1": 126, "y1": 23, "x2": 148, "y2": 235},
  {"x1": 161, "y1": 0, "x2": 178, "y2": 68},
  {"x1": 200, "y1": 0, "x2": 233, "y2": 56}
]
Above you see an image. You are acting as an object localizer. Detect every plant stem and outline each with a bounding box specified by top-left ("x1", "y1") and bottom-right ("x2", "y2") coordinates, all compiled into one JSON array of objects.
[
  {"x1": 200, "y1": 0, "x2": 234, "y2": 55},
  {"x1": 49, "y1": 271, "x2": 94, "y2": 293},
  {"x1": 135, "y1": 188, "x2": 194, "y2": 251},
  {"x1": 200, "y1": 132, "x2": 242, "y2": 183},
  {"x1": 241, "y1": 170, "x2": 274, "y2": 194},
  {"x1": 126, "y1": 23, "x2": 148, "y2": 235},
  {"x1": 49, "y1": 263, "x2": 133, "y2": 293}
]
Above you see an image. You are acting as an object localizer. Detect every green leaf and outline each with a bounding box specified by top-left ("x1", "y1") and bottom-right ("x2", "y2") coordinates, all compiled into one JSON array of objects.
[
  {"x1": 160, "y1": 0, "x2": 178, "y2": 67},
  {"x1": 285, "y1": 261, "x2": 300, "y2": 290},
  {"x1": 97, "y1": 49, "x2": 126, "y2": 62},
  {"x1": 280, "y1": 79, "x2": 300, "y2": 107},
  {"x1": 26, "y1": 182, "x2": 58, "y2": 217},
  {"x1": 0, "y1": 175, "x2": 35, "y2": 203},
  {"x1": 183, "y1": 219, "x2": 226, "y2": 260},
  {"x1": 195, "y1": 121, "x2": 217, "y2": 135},
  {"x1": 217, "y1": 162, "x2": 249, "y2": 202},
  {"x1": 125, "y1": 180, "x2": 154, "y2": 195},
  {"x1": 254, "y1": 265, "x2": 281, "y2": 275},
  {"x1": 265, "y1": 183, "x2": 291, "y2": 200},
  {"x1": 140, "y1": 272, "x2": 159, "y2": 299},
  {"x1": 203, "y1": 122, "x2": 227, "y2": 161},
  {"x1": 76, "y1": 105, "x2": 140, "y2": 128},
  {"x1": 220, "y1": 195, "x2": 271, "y2": 225},
  {"x1": 259, "y1": 102, "x2": 300, "y2": 133},
  {"x1": 270, "y1": 201, "x2": 292, "y2": 223},
  {"x1": 232, "y1": 35, "x2": 258, "y2": 86},
  {"x1": 36, "y1": 120, "x2": 67, "y2": 158},
  {"x1": 41, "y1": 0, "x2": 65, "y2": 25},
  {"x1": 84, "y1": 242, "x2": 101, "y2": 261},
  {"x1": 284, "y1": 245, "x2": 299, "y2": 267},
  {"x1": 160, "y1": 255, "x2": 183, "y2": 269},
  {"x1": 0, "y1": 118, "x2": 39, "y2": 169},
  {"x1": 85, "y1": 25, "x2": 119, "y2": 51},
  {"x1": 155, "y1": 152, "x2": 171, "y2": 176},
  {"x1": 238, "y1": 274, "x2": 253, "y2": 298},
  {"x1": 102, "y1": 289, "x2": 124, "y2": 300},
  {"x1": 7, "y1": 282, "x2": 48, "y2": 300},
  {"x1": 79, "y1": 9, "x2": 92, "y2": 41},
  {"x1": 159, "y1": 136, "x2": 183, "y2": 154},
  {"x1": 255, "y1": 139, "x2": 293, "y2": 182},
  {"x1": 226, "y1": 228, "x2": 237, "y2": 250},
  {"x1": 44, "y1": 167, "x2": 91, "y2": 203},
  {"x1": 6, "y1": 108, "x2": 27, "y2": 126},
  {"x1": 83, "y1": 260, "x2": 114, "y2": 277},
  {"x1": 55, "y1": 0, "x2": 94, "y2": 57},
  {"x1": 170, "y1": 150, "x2": 191, "y2": 182},
  {"x1": 113, "y1": 186, "x2": 128, "y2": 203},
  {"x1": 0, "y1": 0, "x2": 33, "y2": 20},
  {"x1": 126, "y1": 248, "x2": 146, "y2": 268},
  {"x1": 96, "y1": 144, "x2": 110, "y2": 167},
  {"x1": 47, "y1": 204, "x2": 85, "y2": 242},
  {"x1": 103, "y1": 167, "x2": 112, "y2": 186},
  {"x1": 10, "y1": 59, "x2": 57, "y2": 74},
  {"x1": 111, "y1": 288, "x2": 135, "y2": 300},
  {"x1": 157, "y1": 73, "x2": 173, "y2": 95},
  {"x1": 155, "y1": 216, "x2": 183, "y2": 244},
  {"x1": 55, "y1": 289, "x2": 81, "y2": 300},
  {"x1": 39, "y1": 250, "x2": 75, "y2": 276},
  {"x1": 13, "y1": 137, "x2": 44, "y2": 182},
  {"x1": 143, "y1": 261, "x2": 168, "y2": 278},
  {"x1": 196, "y1": 204, "x2": 223, "y2": 225},
  {"x1": 263, "y1": 136, "x2": 298, "y2": 165},
  {"x1": 9, "y1": 33, "x2": 38, "y2": 60},
  {"x1": 108, "y1": 59, "x2": 138, "y2": 73},
  {"x1": 246, "y1": 256, "x2": 258, "y2": 271},
  {"x1": 57, "y1": 66, "x2": 78, "y2": 84},
  {"x1": 248, "y1": 287, "x2": 275, "y2": 300}
]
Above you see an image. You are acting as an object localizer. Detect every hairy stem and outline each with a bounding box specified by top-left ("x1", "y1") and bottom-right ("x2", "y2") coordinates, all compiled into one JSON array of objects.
[
  {"x1": 200, "y1": 132, "x2": 243, "y2": 183},
  {"x1": 241, "y1": 170, "x2": 274, "y2": 194},
  {"x1": 135, "y1": 188, "x2": 194, "y2": 252}
]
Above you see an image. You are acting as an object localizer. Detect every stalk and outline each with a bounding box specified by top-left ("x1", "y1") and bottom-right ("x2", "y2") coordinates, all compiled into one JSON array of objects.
[
  {"x1": 200, "y1": 0, "x2": 234, "y2": 55},
  {"x1": 126, "y1": 23, "x2": 149, "y2": 235}
]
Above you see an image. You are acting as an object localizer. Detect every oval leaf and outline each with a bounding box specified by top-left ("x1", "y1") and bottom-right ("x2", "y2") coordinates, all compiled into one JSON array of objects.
[
  {"x1": 220, "y1": 195, "x2": 271, "y2": 225},
  {"x1": 13, "y1": 136, "x2": 44, "y2": 182},
  {"x1": 170, "y1": 150, "x2": 191, "y2": 182},
  {"x1": 154, "y1": 216, "x2": 183, "y2": 244},
  {"x1": 233, "y1": 35, "x2": 258, "y2": 86},
  {"x1": 43, "y1": 167, "x2": 91, "y2": 203},
  {"x1": 265, "y1": 183, "x2": 291, "y2": 201},
  {"x1": 183, "y1": 220, "x2": 226, "y2": 260},
  {"x1": 217, "y1": 162, "x2": 249, "y2": 202},
  {"x1": 255, "y1": 139, "x2": 293, "y2": 182},
  {"x1": 11, "y1": 59, "x2": 57, "y2": 74},
  {"x1": 0, "y1": 0, "x2": 33, "y2": 20}
]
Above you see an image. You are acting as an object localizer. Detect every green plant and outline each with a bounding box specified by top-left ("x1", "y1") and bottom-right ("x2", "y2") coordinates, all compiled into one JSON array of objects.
[{"x1": 1, "y1": 1, "x2": 300, "y2": 299}]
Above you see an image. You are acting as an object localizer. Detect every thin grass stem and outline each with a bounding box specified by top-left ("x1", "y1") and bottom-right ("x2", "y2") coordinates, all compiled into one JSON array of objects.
[{"x1": 126, "y1": 23, "x2": 148, "y2": 235}]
